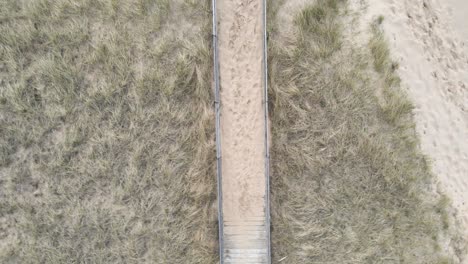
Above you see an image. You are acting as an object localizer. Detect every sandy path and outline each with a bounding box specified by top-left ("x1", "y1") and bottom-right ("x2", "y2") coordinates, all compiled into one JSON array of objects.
[
  {"x1": 217, "y1": 0, "x2": 268, "y2": 262},
  {"x1": 365, "y1": 0, "x2": 468, "y2": 256}
]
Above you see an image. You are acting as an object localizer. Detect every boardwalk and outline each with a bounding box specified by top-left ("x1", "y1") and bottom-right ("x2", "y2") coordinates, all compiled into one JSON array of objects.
[{"x1": 214, "y1": 0, "x2": 270, "y2": 262}]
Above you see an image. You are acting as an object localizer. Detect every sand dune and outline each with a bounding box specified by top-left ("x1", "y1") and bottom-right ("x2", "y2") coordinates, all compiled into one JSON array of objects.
[{"x1": 366, "y1": 0, "x2": 468, "y2": 245}]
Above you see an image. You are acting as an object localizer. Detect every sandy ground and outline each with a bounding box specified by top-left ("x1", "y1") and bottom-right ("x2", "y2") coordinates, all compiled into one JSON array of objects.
[
  {"x1": 217, "y1": 0, "x2": 268, "y2": 262},
  {"x1": 446, "y1": 0, "x2": 468, "y2": 43},
  {"x1": 365, "y1": 0, "x2": 468, "y2": 246}
]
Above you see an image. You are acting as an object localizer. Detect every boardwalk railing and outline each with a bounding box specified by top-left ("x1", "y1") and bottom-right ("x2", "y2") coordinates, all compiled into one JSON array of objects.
[
  {"x1": 262, "y1": 0, "x2": 272, "y2": 262},
  {"x1": 211, "y1": 0, "x2": 224, "y2": 263}
]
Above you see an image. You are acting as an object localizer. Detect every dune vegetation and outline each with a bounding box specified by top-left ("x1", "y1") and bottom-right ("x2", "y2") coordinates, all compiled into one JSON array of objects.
[
  {"x1": 268, "y1": 0, "x2": 465, "y2": 262},
  {"x1": 1, "y1": 0, "x2": 466, "y2": 263},
  {"x1": 0, "y1": 0, "x2": 217, "y2": 263}
]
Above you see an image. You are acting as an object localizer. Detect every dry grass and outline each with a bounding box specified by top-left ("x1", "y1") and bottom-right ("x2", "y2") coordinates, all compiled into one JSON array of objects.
[
  {"x1": 0, "y1": 0, "x2": 217, "y2": 263},
  {"x1": 268, "y1": 0, "x2": 465, "y2": 263},
  {"x1": 2, "y1": 0, "x2": 466, "y2": 263}
]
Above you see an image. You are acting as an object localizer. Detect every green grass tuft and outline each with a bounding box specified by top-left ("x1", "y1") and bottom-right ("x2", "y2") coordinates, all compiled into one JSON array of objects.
[{"x1": 295, "y1": 0, "x2": 345, "y2": 59}]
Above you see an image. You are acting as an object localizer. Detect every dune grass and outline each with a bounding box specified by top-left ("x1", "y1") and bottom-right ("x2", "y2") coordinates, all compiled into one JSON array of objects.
[
  {"x1": 2, "y1": 0, "x2": 466, "y2": 263},
  {"x1": 0, "y1": 0, "x2": 218, "y2": 263},
  {"x1": 268, "y1": 0, "x2": 465, "y2": 262}
]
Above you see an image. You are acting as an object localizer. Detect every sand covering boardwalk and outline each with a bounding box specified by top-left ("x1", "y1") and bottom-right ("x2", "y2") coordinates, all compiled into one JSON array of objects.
[{"x1": 215, "y1": 0, "x2": 270, "y2": 262}]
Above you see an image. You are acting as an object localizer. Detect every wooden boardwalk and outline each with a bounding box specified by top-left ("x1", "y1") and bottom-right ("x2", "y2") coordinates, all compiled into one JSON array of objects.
[
  {"x1": 223, "y1": 217, "x2": 269, "y2": 263},
  {"x1": 212, "y1": 0, "x2": 270, "y2": 263}
]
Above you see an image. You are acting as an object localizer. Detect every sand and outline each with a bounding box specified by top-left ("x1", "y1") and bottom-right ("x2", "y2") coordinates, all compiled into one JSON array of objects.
[
  {"x1": 217, "y1": 0, "x2": 268, "y2": 262},
  {"x1": 365, "y1": 0, "x2": 468, "y2": 246},
  {"x1": 446, "y1": 0, "x2": 468, "y2": 43}
]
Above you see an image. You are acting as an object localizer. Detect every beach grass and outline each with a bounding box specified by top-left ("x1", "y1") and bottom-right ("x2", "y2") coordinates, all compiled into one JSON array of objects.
[
  {"x1": 268, "y1": 0, "x2": 465, "y2": 262},
  {"x1": 0, "y1": 0, "x2": 217, "y2": 263},
  {"x1": 1, "y1": 0, "x2": 466, "y2": 263}
]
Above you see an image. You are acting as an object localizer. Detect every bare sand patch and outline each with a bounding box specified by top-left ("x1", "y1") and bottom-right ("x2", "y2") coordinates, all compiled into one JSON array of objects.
[{"x1": 446, "y1": 0, "x2": 468, "y2": 44}]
